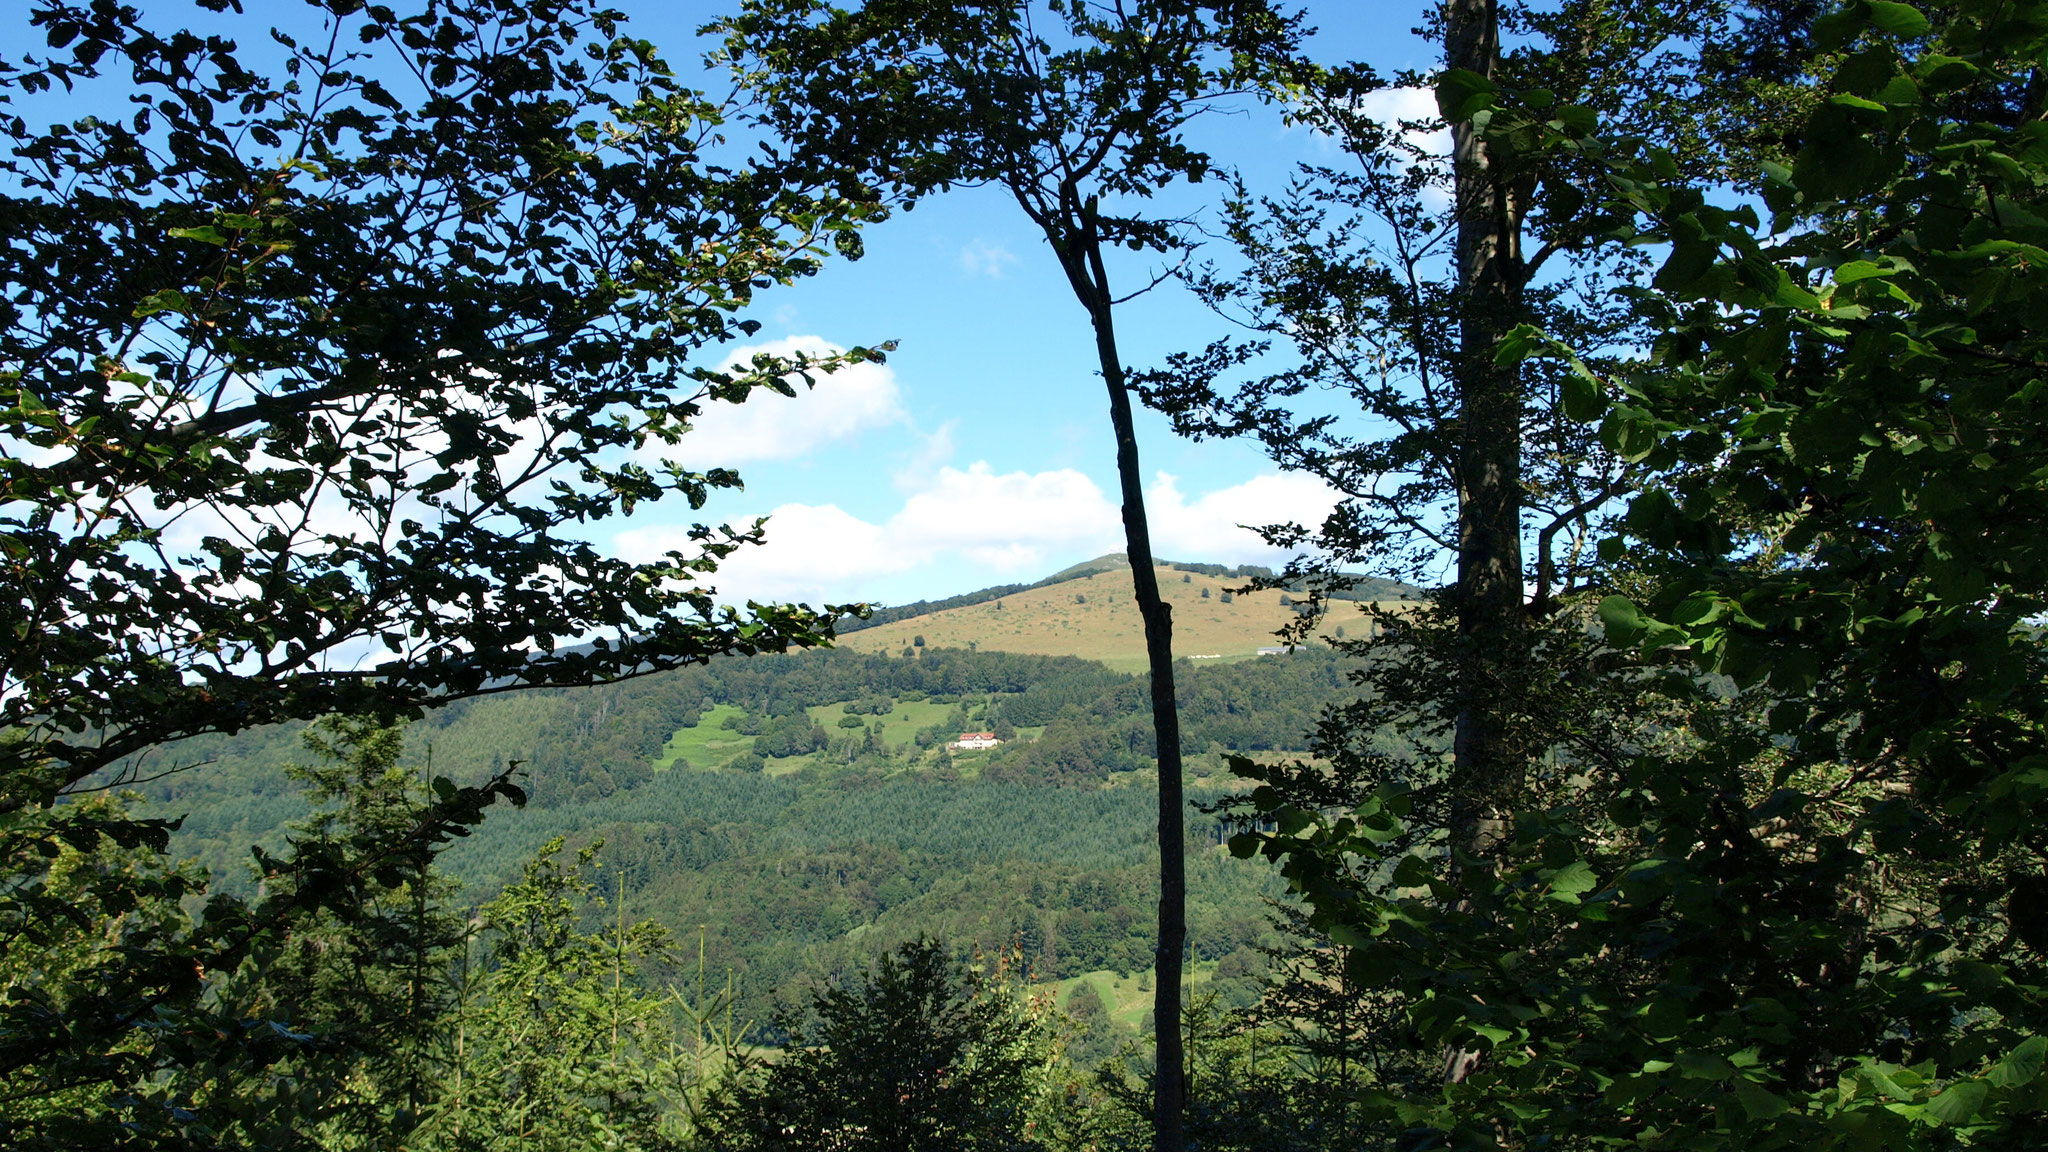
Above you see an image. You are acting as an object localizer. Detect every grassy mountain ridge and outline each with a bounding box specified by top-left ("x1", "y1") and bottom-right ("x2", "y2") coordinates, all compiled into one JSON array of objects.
[
  {"x1": 836, "y1": 559, "x2": 1410, "y2": 673},
  {"x1": 830, "y1": 554, "x2": 1420, "y2": 669}
]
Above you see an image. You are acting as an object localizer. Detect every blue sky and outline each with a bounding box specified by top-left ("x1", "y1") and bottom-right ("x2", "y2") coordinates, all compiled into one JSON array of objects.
[
  {"x1": 599, "y1": 1, "x2": 1444, "y2": 609},
  {"x1": 32, "y1": 1, "x2": 1442, "y2": 615}
]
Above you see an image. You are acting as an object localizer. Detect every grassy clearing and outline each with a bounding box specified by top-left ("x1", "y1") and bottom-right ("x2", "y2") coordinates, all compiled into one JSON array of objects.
[
  {"x1": 1048, "y1": 965, "x2": 1221, "y2": 1035},
  {"x1": 653, "y1": 703, "x2": 752, "y2": 771},
  {"x1": 868, "y1": 699, "x2": 960, "y2": 748},
  {"x1": 804, "y1": 698, "x2": 965, "y2": 755},
  {"x1": 657, "y1": 698, "x2": 1004, "y2": 777}
]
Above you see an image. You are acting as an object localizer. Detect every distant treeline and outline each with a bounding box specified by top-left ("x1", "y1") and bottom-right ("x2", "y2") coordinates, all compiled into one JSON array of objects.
[
  {"x1": 830, "y1": 554, "x2": 1129, "y2": 633},
  {"x1": 1165, "y1": 561, "x2": 1424, "y2": 602}
]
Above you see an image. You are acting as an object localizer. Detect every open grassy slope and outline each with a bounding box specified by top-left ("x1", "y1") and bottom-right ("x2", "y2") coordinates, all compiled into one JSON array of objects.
[{"x1": 834, "y1": 560, "x2": 1398, "y2": 673}]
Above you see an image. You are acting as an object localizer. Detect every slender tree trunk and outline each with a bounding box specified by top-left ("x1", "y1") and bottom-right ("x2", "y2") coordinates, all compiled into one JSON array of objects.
[
  {"x1": 1445, "y1": 0, "x2": 1527, "y2": 1086},
  {"x1": 1065, "y1": 208, "x2": 1187, "y2": 1151}
]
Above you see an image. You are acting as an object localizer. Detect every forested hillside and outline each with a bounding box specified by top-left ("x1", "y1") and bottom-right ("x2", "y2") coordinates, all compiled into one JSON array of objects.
[{"x1": 131, "y1": 642, "x2": 1373, "y2": 1034}]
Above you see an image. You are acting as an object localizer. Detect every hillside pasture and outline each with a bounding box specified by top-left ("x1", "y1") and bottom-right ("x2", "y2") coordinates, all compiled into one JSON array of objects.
[{"x1": 834, "y1": 562, "x2": 1397, "y2": 672}]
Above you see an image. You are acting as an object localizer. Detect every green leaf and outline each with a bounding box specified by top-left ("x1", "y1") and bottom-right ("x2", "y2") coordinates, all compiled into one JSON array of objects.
[
  {"x1": 1859, "y1": 1061, "x2": 1916, "y2": 1100},
  {"x1": 168, "y1": 225, "x2": 229, "y2": 245},
  {"x1": 1561, "y1": 370, "x2": 1605, "y2": 421},
  {"x1": 1734, "y1": 1079, "x2": 1791, "y2": 1119},
  {"x1": 1391, "y1": 853, "x2": 1435, "y2": 888},
  {"x1": 1551, "y1": 103, "x2": 1596, "y2": 137},
  {"x1": 1925, "y1": 1079, "x2": 1988, "y2": 1126},
  {"x1": 1990, "y1": 1036, "x2": 2047, "y2": 1088},
  {"x1": 1598, "y1": 596, "x2": 1648, "y2": 644},
  {"x1": 132, "y1": 288, "x2": 189, "y2": 318},
  {"x1": 1832, "y1": 259, "x2": 1890, "y2": 284},
  {"x1": 1600, "y1": 409, "x2": 1658, "y2": 461},
  {"x1": 1273, "y1": 805, "x2": 1314, "y2": 836},
  {"x1": 1544, "y1": 860, "x2": 1596, "y2": 903},
  {"x1": 1435, "y1": 68, "x2": 1497, "y2": 122},
  {"x1": 1494, "y1": 322, "x2": 1547, "y2": 365},
  {"x1": 1676, "y1": 1051, "x2": 1736, "y2": 1080},
  {"x1": 1866, "y1": 1, "x2": 1931, "y2": 37},
  {"x1": 1772, "y1": 270, "x2": 1822, "y2": 309}
]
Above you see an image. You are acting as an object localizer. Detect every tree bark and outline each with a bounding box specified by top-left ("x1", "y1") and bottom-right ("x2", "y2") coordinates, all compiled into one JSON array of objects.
[
  {"x1": 1445, "y1": 0, "x2": 1527, "y2": 1087},
  {"x1": 1446, "y1": 0, "x2": 1524, "y2": 861}
]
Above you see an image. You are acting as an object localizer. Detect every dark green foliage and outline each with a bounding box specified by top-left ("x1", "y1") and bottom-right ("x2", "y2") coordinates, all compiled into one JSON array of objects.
[
  {"x1": 234, "y1": 719, "x2": 468, "y2": 1145},
  {"x1": 704, "y1": 938, "x2": 1051, "y2": 1150},
  {"x1": 1227, "y1": 2, "x2": 2048, "y2": 1146},
  {"x1": 137, "y1": 649, "x2": 1353, "y2": 876},
  {"x1": 983, "y1": 724, "x2": 1146, "y2": 787},
  {"x1": 436, "y1": 768, "x2": 1282, "y2": 1030},
  {"x1": 442, "y1": 837, "x2": 686, "y2": 1151},
  {"x1": 0, "y1": 722, "x2": 520, "y2": 1151},
  {"x1": 0, "y1": 0, "x2": 880, "y2": 1131},
  {"x1": 751, "y1": 713, "x2": 829, "y2": 760},
  {"x1": 1175, "y1": 562, "x2": 1267, "y2": 580},
  {"x1": 0, "y1": 0, "x2": 878, "y2": 810},
  {"x1": 1062, "y1": 983, "x2": 1118, "y2": 1067},
  {"x1": 999, "y1": 662, "x2": 1132, "y2": 726}
]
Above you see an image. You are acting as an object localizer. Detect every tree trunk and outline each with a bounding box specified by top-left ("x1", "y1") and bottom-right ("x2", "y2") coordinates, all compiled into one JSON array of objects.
[
  {"x1": 1446, "y1": 0, "x2": 1524, "y2": 862},
  {"x1": 1071, "y1": 213, "x2": 1187, "y2": 1151},
  {"x1": 1445, "y1": 0, "x2": 1526, "y2": 1087}
]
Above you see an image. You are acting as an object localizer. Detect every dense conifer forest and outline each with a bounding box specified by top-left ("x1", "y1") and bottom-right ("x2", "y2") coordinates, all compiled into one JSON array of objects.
[{"x1": 131, "y1": 645, "x2": 1364, "y2": 1034}]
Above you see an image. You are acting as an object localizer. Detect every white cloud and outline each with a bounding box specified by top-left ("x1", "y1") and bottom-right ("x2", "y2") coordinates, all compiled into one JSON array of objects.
[
  {"x1": 1147, "y1": 471, "x2": 1342, "y2": 563},
  {"x1": 1354, "y1": 86, "x2": 1450, "y2": 157},
  {"x1": 616, "y1": 502, "x2": 893, "y2": 606},
  {"x1": 894, "y1": 463, "x2": 1123, "y2": 567},
  {"x1": 614, "y1": 462, "x2": 1120, "y2": 603},
  {"x1": 612, "y1": 465, "x2": 1344, "y2": 605},
  {"x1": 658, "y1": 334, "x2": 907, "y2": 468},
  {"x1": 958, "y1": 238, "x2": 1021, "y2": 279},
  {"x1": 894, "y1": 420, "x2": 959, "y2": 491}
]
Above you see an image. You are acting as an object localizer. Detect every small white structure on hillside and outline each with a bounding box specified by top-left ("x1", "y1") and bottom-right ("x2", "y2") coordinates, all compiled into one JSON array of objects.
[{"x1": 949, "y1": 731, "x2": 1002, "y2": 750}]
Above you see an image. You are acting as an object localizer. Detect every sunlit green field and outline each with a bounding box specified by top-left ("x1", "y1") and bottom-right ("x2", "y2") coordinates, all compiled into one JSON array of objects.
[{"x1": 659, "y1": 697, "x2": 1008, "y2": 776}]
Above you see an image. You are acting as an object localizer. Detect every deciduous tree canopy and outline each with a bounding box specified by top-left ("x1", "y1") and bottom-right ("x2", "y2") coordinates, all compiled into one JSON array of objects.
[{"x1": 0, "y1": 0, "x2": 883, "y2": 807}]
